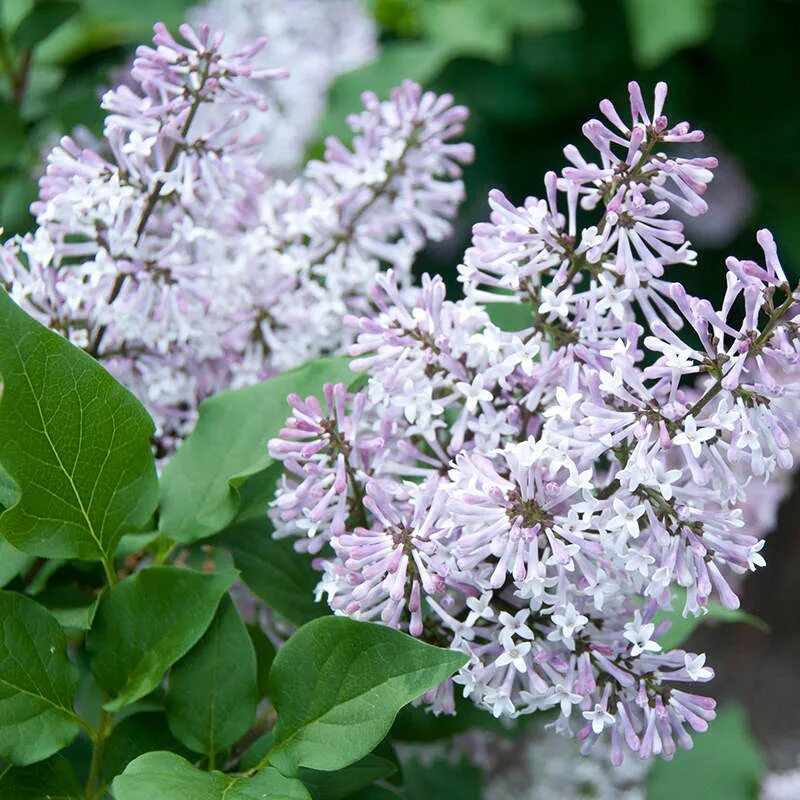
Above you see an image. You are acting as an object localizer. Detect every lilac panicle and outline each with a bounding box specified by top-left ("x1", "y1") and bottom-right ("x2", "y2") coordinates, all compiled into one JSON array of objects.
[{"x1": 269, "y1": 81, "x2": 800, "y2": 762}]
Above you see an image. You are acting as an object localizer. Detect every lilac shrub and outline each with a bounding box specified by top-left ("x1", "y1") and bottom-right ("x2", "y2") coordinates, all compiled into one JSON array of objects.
[
  {"x1": 0, "y1": 24, "x2": 472, "y2": 451},
  {"x1": 269, "y1": 82, "x2": 800, "y2": 761}
]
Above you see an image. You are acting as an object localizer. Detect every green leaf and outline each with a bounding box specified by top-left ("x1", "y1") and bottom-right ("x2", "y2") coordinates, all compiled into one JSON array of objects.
[
  {"x1": 300, "y1": 753, "x2": 399, "y2": 800},
  {"x1": 483, "y1": 302, "x2": 534, "y2": 332},
  {"x1": 0, "y1": 540, "x2": 33, "y2": 587},
  {"x1": 0, "y1": 102, "x2": 27, "y2": 170},
  {"x1": 87, "y1": 567, "x2": 236, "y2": 711},
  {"x1": 11, "y1": 0, "x2": 81, "y2": 50},
  {"x1": 623, "y1": 0, "x2": 715, "y2": 68},
  {"x1": 247, "y1": 622, "x2": 277, "y2": 698},
  {"x1": 37, "y1": 585, "x2": 99, "y2": 630},
  {"x1": 239, "y1": 730, "x2": 275, "y2": 771},
  {"x1": 0, "y1": 591, "x2": 81, "y2": 764},
  {"x1": 401, "y1": 756, "x2": 482, "y2": 800},
  {"x1": 647, "y1": 704, "x2": 764, "y2": 800},
  {"x1": 419, "y1": 1, "x2": 511, "y2": 64},
  {"x1": 320, "y1": 42, "x2": 451, "y2": 140},
  {"x1": 158, "y1": 356, "x2": 355, "y2": 544},
  {"x1": 36, "y1": 0, "x2": 191, "y2": 63},
  {"x1": 213, "y1": 462, "x2": 326, "y2": 624},
  {"x1": 655, "y1": 589, "x2": 767, "y2": 651},
  {"x1": 166, "y1": 594, "x2": 258, "y2": 756},
  {"x1": 0, "y1": 289, "x2": 158, "y2": 566},
  {"x1": 216, "y1": 471, "x2": 326, "y2": 625},
  {"x1": 347, "y1": 787, "x2": 405, "y2": 800},
  {"x1": 267, "y1": 617, "x2": 468, "y2": 773},
  {"x1": 0, "y1": 753, "x2": 82, "y2": 798},
  {"x1": 100, "y1": 711, "x2": 193, "y2": 788},
  {"x1": 112, "y1": 752, "x2": 311, "y2": 800},
  {"x1": 0, "y1": 172, "x2": 37, "y2": 236},
  {"x1": 503, "y1": 0, "x2": 581, "y2": 33}
]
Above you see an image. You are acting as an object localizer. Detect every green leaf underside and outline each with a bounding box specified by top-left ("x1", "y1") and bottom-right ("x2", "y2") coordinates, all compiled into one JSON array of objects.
[
  {"x1": 0, "y1": 591, "x2": 80, "y2": 765},
  {"x1": 0, "y1": 289, "x2": 158, "y2": 563},
  {"x1": 0, "y1": 753, "x2": 82, "y2": 798},
  {"x1": 158, "y1": 356, "x2": 355, "y2": 544},
  {"x1": 268, "y1": 617, "x2": 468, "y2": 773},
  {"x1": 112, "y1": 752, "x2": 311, "y2": 800},
  {"x1": 87, "y1": 567, "x2": 236, "y2": 711},
  {"x1": 166, "y1": 594, "x2": 258, "y2": 755}
]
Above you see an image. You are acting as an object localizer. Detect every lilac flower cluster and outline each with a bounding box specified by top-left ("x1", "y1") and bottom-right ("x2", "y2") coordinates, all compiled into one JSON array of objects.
[
  {"x1": 269, "y1": 82, "x2": 800, "y2": 761},
  {"x1": 1, "y1": 23, "x2": 472, "y2": 451}
]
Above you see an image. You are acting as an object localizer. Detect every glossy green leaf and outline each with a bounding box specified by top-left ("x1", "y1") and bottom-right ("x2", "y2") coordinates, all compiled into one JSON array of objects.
[
  {"x1": 239, "y1": 730, "x2": 275, "y2": 771},
  {"x1": 158, "y1": 356, "x2": 355, "y2": 544},
  {"x1": 100, "y1": 711, "x2": 193, "y2": 788},
  {"x1": 38, "y1": 586, "x2": 99, "y2": 630},
  {"x1": 0, "y1": 753, "x2": 82, "y2": 798},
  {"x1": 166, "y1": 594, "x2": 258, "y2": 756},
  {"x1": 87, "y1": 567, "x2": 236, "y2": 711},
  {"x1": 112, "y1": 752, "x2": 311, "y2": 800},
  {"x1": 267, "y1": 617, "x2": 468, "y2": 773},
  {"x1": 0, "y1": 289, "x2": 158, "y2": 565},
  {"x1": 624, "y1": 0, "x2": 714, "y2": 67},
  {"x1": 11, "y1": 0, "x2": 81, "y2": 49},
  {"x1": 647, "y1": 704, "x2": 764, "y2": 800},
  {"x1": 0, "y1": 591, "x2": 81, "y2": 764}
]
